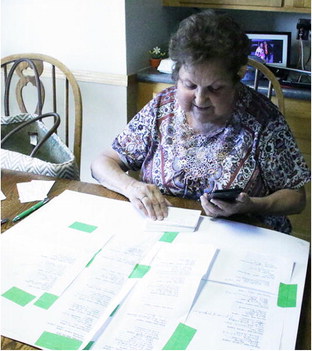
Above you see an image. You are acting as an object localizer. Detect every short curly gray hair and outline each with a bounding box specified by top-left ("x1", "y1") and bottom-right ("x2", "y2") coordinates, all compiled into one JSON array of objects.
[{"x1": 169, "y1": 10, "x2": 251, "y2": 83}]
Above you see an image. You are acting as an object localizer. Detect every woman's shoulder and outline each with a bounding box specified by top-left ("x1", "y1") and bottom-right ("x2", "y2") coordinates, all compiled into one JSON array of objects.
[
  {"x1": 152, "y1": 85, "x2": 177, "y2": 107},
  {"x1": 138, "y1": 85, "x2": 177, "y2": 123}
]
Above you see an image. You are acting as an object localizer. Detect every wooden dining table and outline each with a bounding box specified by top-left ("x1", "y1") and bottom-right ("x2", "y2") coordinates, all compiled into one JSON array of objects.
[{"x1": 1, "y1": 169, "x2": 310, "y2": 350}]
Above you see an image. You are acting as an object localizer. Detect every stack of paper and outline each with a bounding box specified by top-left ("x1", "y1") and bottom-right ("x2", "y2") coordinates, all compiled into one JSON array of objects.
[
  {"x1": 17, "y1": 180, "x2": 55, "y2": 202},
  {"x1": 145, "y1": 206, "x2": 201, "y2": 232}
]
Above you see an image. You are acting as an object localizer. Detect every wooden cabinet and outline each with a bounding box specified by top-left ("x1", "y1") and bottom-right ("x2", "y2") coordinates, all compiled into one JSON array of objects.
[
  {"x1": 164, "y1": 0, "x2": 282, "y2": 6},
  {"x1": 162, "y1": 0, "x2": 311, "y2": 13},
  {"x1": 284, "y1": 0, "x2": 311, "y2": 10},
  {"x1": 137, "y1": 82, "x2": 172, "y2": 111},
  {"x1": 281, "y1": 97, "x2": 311, "y2": 241},
  {"x1": 137, "y1": 81, "x2": 311, "y2": 240}
]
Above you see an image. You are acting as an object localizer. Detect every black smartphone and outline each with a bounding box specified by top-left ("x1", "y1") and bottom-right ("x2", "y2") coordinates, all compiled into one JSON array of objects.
[{"x1": 208, "y1": 188, "x2": 243, "y2": 202}]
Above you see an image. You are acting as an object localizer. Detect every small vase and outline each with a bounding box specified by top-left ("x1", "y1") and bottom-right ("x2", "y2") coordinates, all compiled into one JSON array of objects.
[{"x1": 149, "y1": 58, "x2": 161, "y2": 69}]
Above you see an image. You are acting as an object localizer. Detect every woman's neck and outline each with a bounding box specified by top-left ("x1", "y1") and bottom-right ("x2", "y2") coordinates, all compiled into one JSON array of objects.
[{"x1": 185, "y1": 112, "x2": 231, "y2": 134}]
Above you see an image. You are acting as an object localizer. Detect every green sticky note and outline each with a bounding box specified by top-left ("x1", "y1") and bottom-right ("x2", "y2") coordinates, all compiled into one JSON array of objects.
[
  {"x1": 35, "y1": 331, "x2": 82, "y2": 350},
  {"x1": 69, "y1": 221, "x2": 97, "y2": 233},
  {"x1": 163, "y1": 323, "x2": 197, "y2": 350},
  {"x1": 277, "y1": 283, "x2": 297, "y2": 307},
  {"x1": 128, "y1": 264, "x2": 151, "y2": 278},
  {"x1": 160, "y1": 232, "x2": 179, "y2": 243},
  {"x1": 34, "y1": 292, "x2": 59, "y2": 309},
  {"x1": 2, "y1": 286, "x2": 36, "y2": 306}
]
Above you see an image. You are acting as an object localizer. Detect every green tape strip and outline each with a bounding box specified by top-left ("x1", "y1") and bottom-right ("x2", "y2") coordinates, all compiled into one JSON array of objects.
[
  {"x1": 277, "y1": 283, "x2": 297, "y2": 307},
  {"x1": 35, "y1": 331, "x2": 82, "y2": 350},
  {"x1": 159, "y1": 232, "x2": 179, "y2": 243},
  {"x1": 110, "y1": 304, "x2": 120, "y2": 317},
  {"x1": 128, "y1": 264, "x2": 151, "y2": 278},
  {"x1": 2, "y1": 286, "x2": 36, "y2": 306},
  {"x1": 163, "y1": 323, "x2": 197, "y2": 350},
  {"x1": 86, "y1": 249, "x2": 102, "y2": 267},
  {"x1": 34, "y1": 292, "x2": 59, "y2": 309},
  {"x1": 69, "y1": 221, "x2": 97, "y2": 233},
  {"x1": 83, "y1": 341, "x2": 95, "y2": 350}
]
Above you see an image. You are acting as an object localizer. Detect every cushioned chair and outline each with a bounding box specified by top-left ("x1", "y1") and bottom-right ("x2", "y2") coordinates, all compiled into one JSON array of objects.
[
  {"x1": 1, "y1": 53, "x2": 83, "y2": 168},
  {"x1": 246, "y1": 58, "x2": 285, "y2": 115}
]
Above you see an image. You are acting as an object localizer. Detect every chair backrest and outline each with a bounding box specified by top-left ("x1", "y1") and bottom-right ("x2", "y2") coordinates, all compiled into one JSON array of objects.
[
  {"x1": 246, "y1": 58, "x2": 285, "y2": 115},
  {"x1": 1, "y1": 53, "x2": 82, "y2": 168}
]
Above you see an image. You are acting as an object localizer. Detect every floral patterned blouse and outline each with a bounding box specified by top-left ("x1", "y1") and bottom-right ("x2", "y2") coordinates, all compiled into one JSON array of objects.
[{"x1": 112, "y1": 84, "x2": 310, "y2": 233}]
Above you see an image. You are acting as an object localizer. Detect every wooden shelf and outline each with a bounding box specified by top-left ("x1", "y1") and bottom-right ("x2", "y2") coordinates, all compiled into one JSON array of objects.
[{"x1": 162, "y1": 0, "x2": 311, "y2": 13}]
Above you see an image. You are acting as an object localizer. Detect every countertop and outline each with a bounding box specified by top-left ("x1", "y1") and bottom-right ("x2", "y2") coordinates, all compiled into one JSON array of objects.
[{"x1": 137, "y1": 67, "x2": 311, "y2": 101}]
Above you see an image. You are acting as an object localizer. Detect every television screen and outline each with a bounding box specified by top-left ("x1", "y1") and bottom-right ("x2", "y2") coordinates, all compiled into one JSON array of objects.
[{"x1": 246, "y1": 32, "x2": 291, "y2": 68}]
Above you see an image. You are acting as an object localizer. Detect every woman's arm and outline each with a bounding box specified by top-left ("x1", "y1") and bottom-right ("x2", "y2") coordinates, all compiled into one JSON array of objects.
[
  {"x1": 91, "y1": 149, "x2": 169, "y2": 221},
  {"x1": 200, "y1": 187, "x2": 306, "y2": 218},
  {"x1": 241, "y1": 188, "x2": 306, "y2": 215}
]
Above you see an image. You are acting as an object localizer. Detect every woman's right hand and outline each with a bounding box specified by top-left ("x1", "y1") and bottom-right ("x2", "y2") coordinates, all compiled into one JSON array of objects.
[
  {"x1": 91, "y1": 149, "x2": 170, "y2": 220},
  {"x1": 125, "y1": 180, "x2": 170, "y2": 221}
]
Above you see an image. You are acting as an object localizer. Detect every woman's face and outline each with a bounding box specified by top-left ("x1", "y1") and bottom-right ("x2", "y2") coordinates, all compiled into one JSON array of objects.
[{"x1": 176, "y1": 61, "x2": 237, "y2": 125}]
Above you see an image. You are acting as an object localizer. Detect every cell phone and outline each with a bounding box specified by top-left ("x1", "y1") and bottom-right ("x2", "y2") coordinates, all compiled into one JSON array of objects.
[{"x1": 207, "y1": 188, "x2": 243, "y2": 202}]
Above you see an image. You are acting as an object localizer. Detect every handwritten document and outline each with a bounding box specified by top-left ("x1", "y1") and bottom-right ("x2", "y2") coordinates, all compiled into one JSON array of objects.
[
  {"x1": 1, "y1": 235, "x2": 111, "y2": 297},
  {"x1": 185, "y1": 281, "x2": 284, "y2": 350},
  {"x1": 2, "y1": 231, "x2": 162, "y2": 349},
  {"x1": 92, "y1": 243, "x2": 217, "y2": 350},
  {"x1": 208, "y1": 249, "x2": 294, "y2": 293}
]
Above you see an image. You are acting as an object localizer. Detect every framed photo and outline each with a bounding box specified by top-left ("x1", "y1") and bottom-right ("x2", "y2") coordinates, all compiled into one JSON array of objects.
[{"x1": 246, "y1": 32, "x2": 291, "y2": 67}]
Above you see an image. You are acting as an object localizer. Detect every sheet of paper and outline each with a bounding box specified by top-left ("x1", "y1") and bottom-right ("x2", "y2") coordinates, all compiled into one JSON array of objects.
[
  {"x1": 17, "y1": 180, "x2": 55, "y2": 202},
  {"x1": 92, "y1": 242, "x2": 217, "y2": 350},
  {"x1": 145, "y1": 206, "x2": 201, "y2": 232},
  {"x1": 1, "y1": 189, "x2": 144, "y2": 253},
  {"x1": 1, "y1": 238, "x2": 108, "y2": 297},
  {"x1": 208, "y1": 248, "x2": 294, "y2": 294},
  {"x1": 184, "y1": 280, "x2": 284, "y2": 350}
]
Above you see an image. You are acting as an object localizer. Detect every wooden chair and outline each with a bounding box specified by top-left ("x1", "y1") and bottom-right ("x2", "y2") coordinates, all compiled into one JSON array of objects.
[
  {"x1": 1, "y1": 53, "x2": 83, "y2": 169},
  {"x1": 246, "y1": 58, "x2": 285, "y2": 115}
]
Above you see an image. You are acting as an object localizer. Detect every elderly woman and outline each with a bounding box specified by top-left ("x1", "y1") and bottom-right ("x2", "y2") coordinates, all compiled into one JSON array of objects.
[{"x1": 91, "y1": 10, "x2": 310, "y2": 233}]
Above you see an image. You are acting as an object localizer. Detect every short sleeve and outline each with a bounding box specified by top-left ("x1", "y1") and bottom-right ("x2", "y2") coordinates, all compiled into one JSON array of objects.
[
  {"x1": 259, "y1": 114, "x2": 310, "y2": 191},
  {"x1": 112, "y1": 100, "x2": 157, "y2": 171}
]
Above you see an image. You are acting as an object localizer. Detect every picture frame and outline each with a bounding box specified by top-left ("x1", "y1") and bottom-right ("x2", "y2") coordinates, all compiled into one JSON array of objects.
[{"x1": 246, "y1": 31, "x2": 291, "y2": 67}]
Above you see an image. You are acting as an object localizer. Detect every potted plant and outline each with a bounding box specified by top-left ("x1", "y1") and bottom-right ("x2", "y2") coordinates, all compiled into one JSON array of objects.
[{"x1": 148, "y1": 46, "x2": 167, "y2": 68}]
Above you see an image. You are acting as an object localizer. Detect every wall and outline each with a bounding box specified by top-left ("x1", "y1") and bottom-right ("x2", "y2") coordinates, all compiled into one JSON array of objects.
[
  {"x1": 126, "y1": 0, "x2": 171, "y2": 74},
  {"x1": 1, "y1": 0, "x2": 127, "y2": 74}
]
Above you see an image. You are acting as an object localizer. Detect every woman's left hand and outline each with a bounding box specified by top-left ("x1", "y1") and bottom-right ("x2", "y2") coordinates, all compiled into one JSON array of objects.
[{"x1": 200, "y1": 192, "x2": 252, "y2": 217}]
